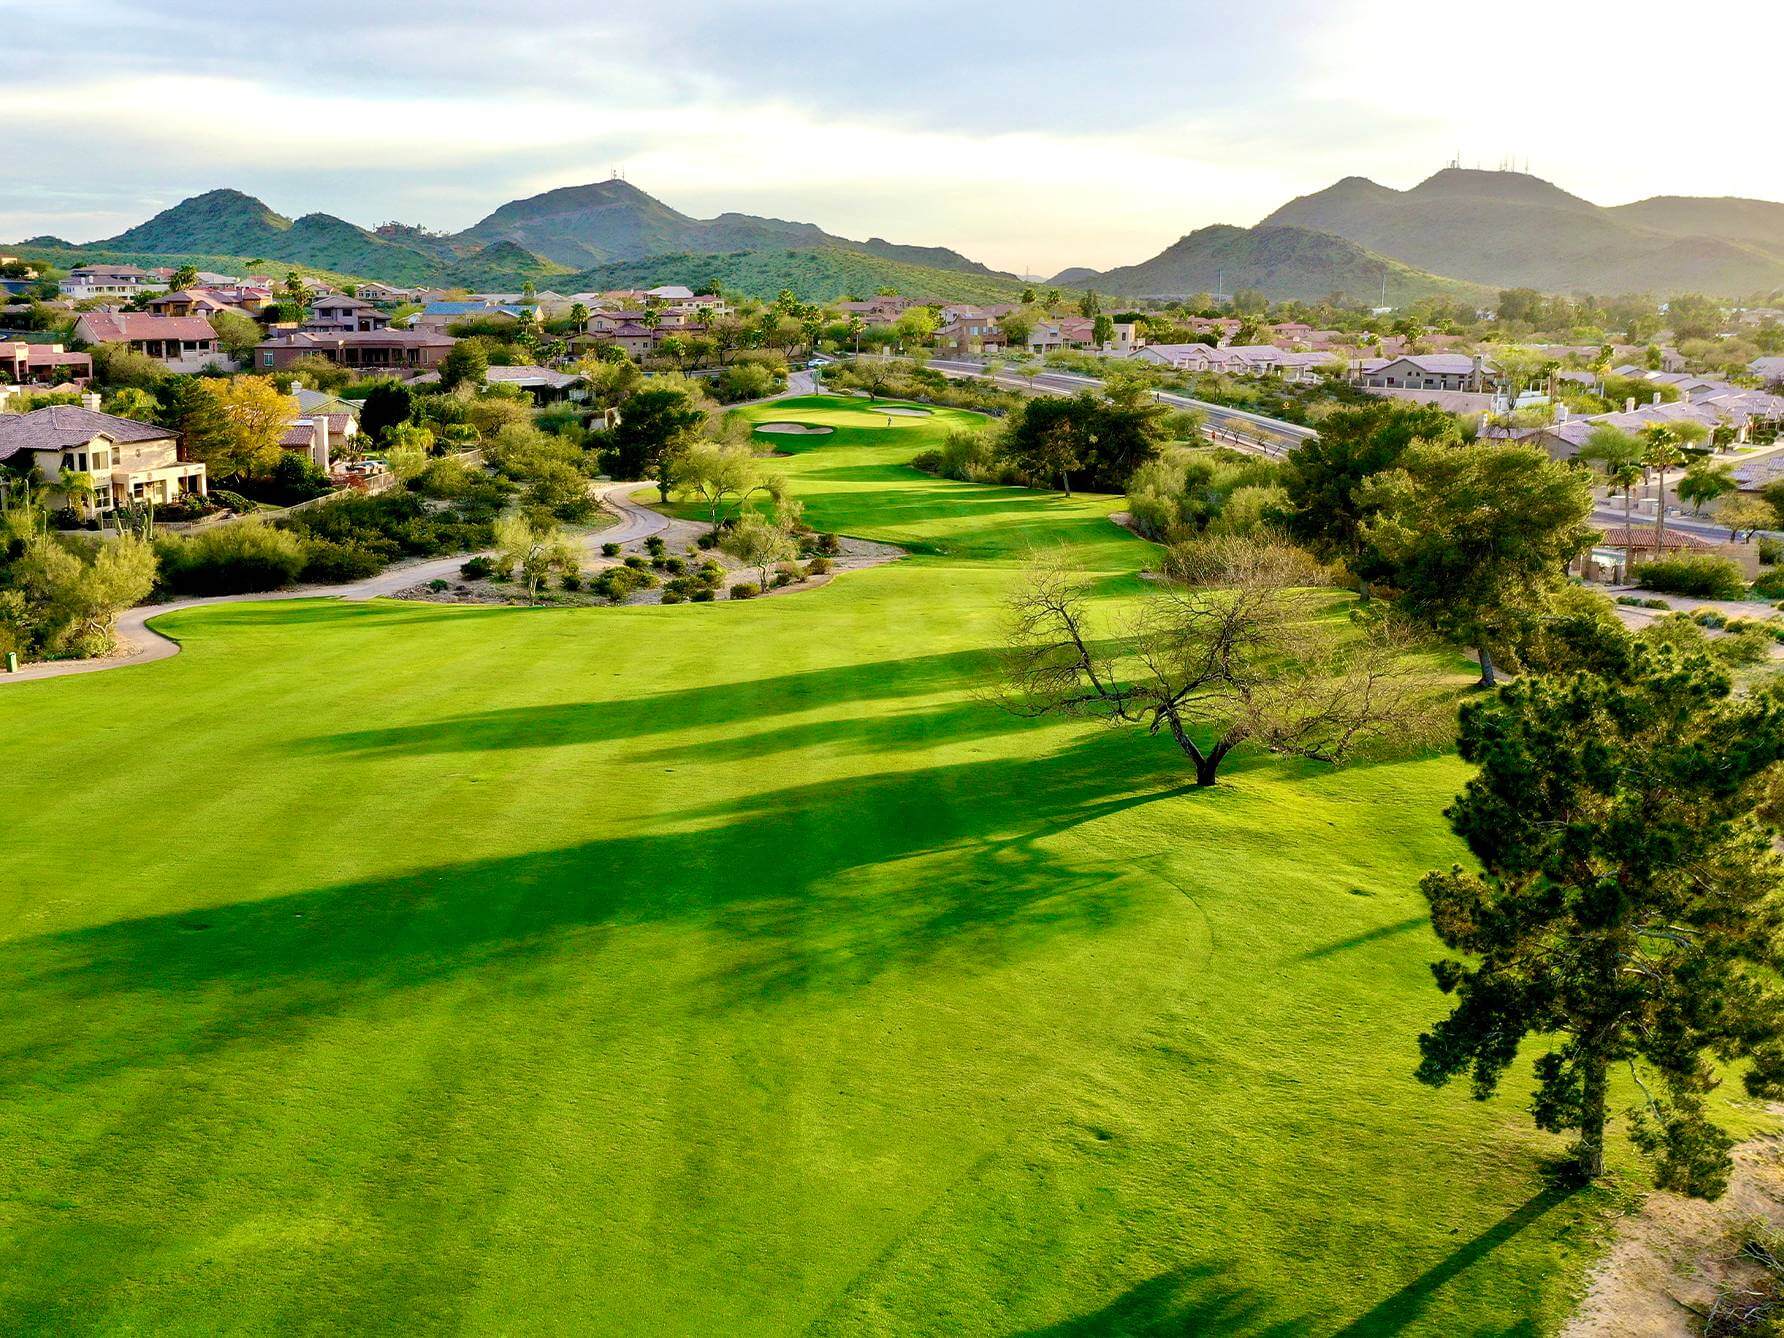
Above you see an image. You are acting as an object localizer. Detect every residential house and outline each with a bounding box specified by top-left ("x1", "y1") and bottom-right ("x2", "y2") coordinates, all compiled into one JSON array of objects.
[
  {"x1": 1025, "y1": 316, "x2": 1097, "y2": 353},
  {"x1": 933, "y1": 314, "x2": 1006, "y2": 357},
  {"x1": 836, "y1": 296, "x2": 914, "y2": 326},
  {"x1": 292, "y1": 387, "x2": 360, "y2": 422},
  {"x1": 585, "y1": 311, "x2": 649, "y2": 335},
  {"x1": 143, "y1": 288, "x2": 251, "y2": 321},
  {"x1": 0, "y1": 404, "x2": 205, "y2": 513},
  {"x1": 1357, "y1": 353, "x2": 1493, "y2": 393},
  {"x1": 412, "y1": 301, "x2": 527, "y2": 333},
  {"x1": 645, "y1": 285, "x2": 696, "y2": 302},
  {"x1": 485, "y1": 365, "x2": 584, "y2": 403},
  {"x1": 1751, "y1": 355, "x2": 1784, "y2": 385},
  {"x1": 0, "y1": 341, "x2": 92, "y2": 386},
  {"x1": 305, "y1": 293, "x2": 391, "y2": 333},
  {"x1": 57, "y1": 265, "x2": 167, "y2": 301},
  {"x1": 254, "y1": 329, "x2": 456, "y2": 372},
  {"x1": 279, "y1": 411, "x2": 354, "y2": 473},
  {"x1": 352, "y1": 281, "x2": 425, "y2": 304},
  {"x1": 72, "y1": 312, "x2": 233, "y2": 373}
]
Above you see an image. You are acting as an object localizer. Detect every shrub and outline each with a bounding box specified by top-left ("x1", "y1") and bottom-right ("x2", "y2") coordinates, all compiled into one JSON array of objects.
[
  {"x1": 560, "y1": 573, "x2": 583, "y2": 592},
  {"x1": 428, "y1": 578, "x2": 449, "y2": 592},
  {"x1": 1643, "y1": 598, "x2": 1671, "y2": 610},
  {"x1": 690, "y1": 588, "x2": 716, "y2": 602},
  {"x1": 299, "y1": 537, "x2": 385, "y2": 583},
  {"x1": 209, "y1": 489, "x2": 255, "y2": 513},
  {"x1": 1693, "y1": 609, "x2": 1728, "y2": 629},
  {"x1": 730, "y1": 582, "x2": 760, "y2": 600},
  {"x1": 807, "y1": 555, "x2": 832, "y2": 575},
  {"x1": 1717, "y1": 626, "x2": 1774, "y2": 666},
  {"x1": 461, "y1": 555, "x2": 496, "y2": 580},
  {"x1": 771, "y1": 571, "x2": 794, "y2": 588},
  {"x1": 1751, "y1": 568, "x2": 1784, "y2": 600},
  {"x1": 154, "y1": 521, "x2": 307, "y2": 596},
  {"x1": 1760, "y1": 536, "x2": 1784, "y2": 566},
  {"x1": 662, "y1": 556, "x2": 686, "y2": 575},
  {"x1": 1632, "y1": 554, "x2": 1748, "y2": 599},
  {"x1": 601, "y1": 542, "x2": 621, "y2": 557},
  {"x1": 623, "y1": 555, "x2": 647, "y2": 570},
  {"x1": 589, "y1": 565, "x2": 655, "y2": 604},
  {"x1": 909, "y1": 449, "x2": 943, "y2": 474},
  {"x1": 660, "y1": 589, "x2": 685, "y2": 604},
  {"x1": 645, "y1": 535, "x2": 666, "y2": 556}
]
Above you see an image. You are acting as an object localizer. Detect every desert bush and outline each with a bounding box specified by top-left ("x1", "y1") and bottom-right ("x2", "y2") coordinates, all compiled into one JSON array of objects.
[
  {"x1": 154, "y1": 521, "x2": 307, "y2": 595},
  {"x1": 298, "y1": 538, "x2": 384, "y2": 583},
  {"x1": 730, "y1": 581, "x2": 759, "y2": 600},
  {"x1": 1633, "y1": 554, "x2": 1748, "y2": 599}
]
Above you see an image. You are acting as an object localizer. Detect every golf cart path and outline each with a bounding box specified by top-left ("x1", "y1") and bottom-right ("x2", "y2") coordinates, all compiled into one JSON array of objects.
[{"x1": 1, "y1": 481, "x2": 669, "y2": 685}]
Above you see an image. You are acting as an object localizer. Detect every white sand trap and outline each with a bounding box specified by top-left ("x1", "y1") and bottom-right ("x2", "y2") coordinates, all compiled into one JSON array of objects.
[
  {"x1": 879, "y1": 406, "x2": 932, "y2": 417},
  {"x1": 756, "y1": 422, "x2": 835, "y2": 435}
]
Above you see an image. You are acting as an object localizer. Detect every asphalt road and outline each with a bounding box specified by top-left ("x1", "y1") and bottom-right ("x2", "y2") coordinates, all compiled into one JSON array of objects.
[{"x1": 924, "y1": 357, "x2": 1315, "y2": 457}]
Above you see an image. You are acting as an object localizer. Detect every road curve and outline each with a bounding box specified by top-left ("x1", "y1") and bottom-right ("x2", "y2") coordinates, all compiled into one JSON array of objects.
[{"x1": 1, "y1": 480, "x2": 656, "y2": 686}]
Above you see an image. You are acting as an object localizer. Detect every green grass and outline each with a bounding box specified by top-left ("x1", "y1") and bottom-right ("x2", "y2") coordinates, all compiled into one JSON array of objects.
[{"x1": 0, "y1": 395, "x2": 1619, "y2": 1333}]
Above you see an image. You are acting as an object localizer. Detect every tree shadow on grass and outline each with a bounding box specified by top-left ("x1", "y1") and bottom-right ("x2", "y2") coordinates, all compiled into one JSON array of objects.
[
  {"x1": 1018, "y1": 1261, "x2": 1315, "y2": 1337},
  {"x1": 1296, "y1": 916, "x2": 1430, "y2": 962},
  {"x1": 1329, "y1": 1184, "x2": 1574, "y2": 1336},
  {"x1": 297, "y1": 644, "x2": 1004, "y2": 759},
  {"x1": 0, "y1": 729, "x2": 1193, "y2": 1097}
]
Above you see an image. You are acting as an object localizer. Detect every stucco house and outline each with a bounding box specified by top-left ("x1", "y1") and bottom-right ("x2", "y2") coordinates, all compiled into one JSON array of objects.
[
  {"x1": 72, "y1": 312, "x2": 234, "y2": 373},
  {"x1": 0, "y1": 341, "x2": 93, "y2": 386},
  {"x1": 254, "y1": 329, "x2": 455, "y2": 372},
  {"x1": 0, "y1": 404, "x2": 206, "y2": 513}
]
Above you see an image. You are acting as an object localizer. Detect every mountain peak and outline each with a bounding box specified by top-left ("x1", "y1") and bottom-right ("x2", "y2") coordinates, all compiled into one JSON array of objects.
[{"x1": 1409, "y1": 168, "x2": 1594, "y2": 211}]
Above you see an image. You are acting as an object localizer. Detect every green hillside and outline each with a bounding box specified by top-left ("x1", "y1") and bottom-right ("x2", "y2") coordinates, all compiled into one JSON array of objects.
[
  {"x1": 1264, "y1": 168, "x2": 1784, "y2": 296},
  {"x1": 456, "y1": 179, "x2": 1008, "y2": 278},
  {"x1": 1077, "y1": 223, "x2": 1492, "y2": 304},
  {"x1": 1608, "y1": 195, "x2": 1784, "y2": 262},
  {"x1": 562, "y1": 246, "x2": 1034, "y2": 303}
]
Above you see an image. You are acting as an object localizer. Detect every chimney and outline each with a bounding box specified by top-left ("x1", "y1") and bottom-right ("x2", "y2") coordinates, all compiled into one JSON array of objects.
[
  {"x1": 1625, "y1": 397, "x2": 1636, "y2": 413},
  {"x1": 1557, "y1": 405, "x2": 1569, "y2": 422},
  {"x1": 82, "y1": 392, "x2": 102, "y2": 411},
  {"x1": 1652, "y1": 392, "x2": 1662, "y2": 405}
]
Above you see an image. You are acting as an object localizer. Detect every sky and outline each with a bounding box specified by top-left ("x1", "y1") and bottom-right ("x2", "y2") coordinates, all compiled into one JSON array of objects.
[{"x1": 5, "y1": 0, "x2": 1782, "y2": 276}]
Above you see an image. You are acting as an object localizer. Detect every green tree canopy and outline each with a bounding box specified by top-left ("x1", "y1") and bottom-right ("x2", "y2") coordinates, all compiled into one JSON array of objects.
[{"x1": 1417, "y1": 636, "x2": 1784, "y2": 1195}]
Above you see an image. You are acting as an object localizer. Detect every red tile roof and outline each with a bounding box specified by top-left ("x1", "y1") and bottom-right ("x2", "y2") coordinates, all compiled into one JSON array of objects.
[{"x1": 73, "y1": 312, "x2": 218, "y2": 343}]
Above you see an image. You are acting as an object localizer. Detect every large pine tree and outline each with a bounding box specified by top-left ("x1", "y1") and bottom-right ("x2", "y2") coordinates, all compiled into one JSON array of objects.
[{"x1": 1417, "y1": 637, "x2": 1784, "y2": 1196}]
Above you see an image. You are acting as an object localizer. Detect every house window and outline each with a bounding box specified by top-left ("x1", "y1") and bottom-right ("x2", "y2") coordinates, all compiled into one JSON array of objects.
[{"x1": 263, "y1": 352, "x2": 274, "y2": 367}]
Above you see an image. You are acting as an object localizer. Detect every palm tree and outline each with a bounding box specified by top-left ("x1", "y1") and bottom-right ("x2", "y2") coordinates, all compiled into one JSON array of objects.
[
  {"x1": 57, "y1": 467, "x2": 95, "y2": 518},
  {"x1": 1578, "y1": 424, "x2": 1645, "y2": 556},
  {"x1": 1642, "y1": 425, "x2": 1687, "y2": 561}
]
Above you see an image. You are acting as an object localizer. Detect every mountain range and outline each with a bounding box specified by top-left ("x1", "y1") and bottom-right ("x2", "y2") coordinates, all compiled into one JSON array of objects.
[
  {"x1": 11, "y1": 170, "x2": 1784, "y2": 305},
  {"x1": 1258, "y1": 168, "x2": 1784, "y2": 297},
  {"x1": 1050, "y1": 223, "x2": 1492, "y2": 304},
  {"x1": 8, "y1": 181, "x2": 1021, "y2": 303}
]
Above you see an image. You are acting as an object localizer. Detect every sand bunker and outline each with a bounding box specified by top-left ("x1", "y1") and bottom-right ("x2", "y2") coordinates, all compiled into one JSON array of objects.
[
  {"x1": 756, "y1": 422, "x2": 835, "y2": 435},
  {"x1": 879, "y1": 406, "x2": 932, "y2": 416}
]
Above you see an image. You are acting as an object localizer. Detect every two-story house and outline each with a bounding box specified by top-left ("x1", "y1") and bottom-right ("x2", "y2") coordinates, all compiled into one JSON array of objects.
[
  {"x1": 305, "y1": 294, "x2": 391, "y2": 332},
  {"x1": 71, "y1": 313, "x2": 233, "y2": 373},
  {"x1": 0, "y1": 404, "x2": 206, "y2": 513},
  {"x1": 57, "y1": 265, "x2": 168, "y2": 301}
]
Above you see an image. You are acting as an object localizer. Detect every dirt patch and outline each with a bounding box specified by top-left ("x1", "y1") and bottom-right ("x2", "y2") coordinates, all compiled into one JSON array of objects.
[
  {"x1": 1564, "y1": 1131, "x2": 1784, "y2": 1337},
  {"x1": 755, "y1": 422, "x2": 835, "y2": 436}
]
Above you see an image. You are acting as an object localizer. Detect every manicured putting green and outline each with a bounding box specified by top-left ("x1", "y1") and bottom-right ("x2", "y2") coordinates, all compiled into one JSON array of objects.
[{"x1": 0, "y1": 395, "x2": 1615, "y2": 1333}]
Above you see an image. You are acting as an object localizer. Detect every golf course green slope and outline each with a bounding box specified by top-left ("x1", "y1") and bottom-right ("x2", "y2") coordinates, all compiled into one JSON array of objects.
[{"x1": 0, "y1": 397, "x2": 1613, "y2": 1332}]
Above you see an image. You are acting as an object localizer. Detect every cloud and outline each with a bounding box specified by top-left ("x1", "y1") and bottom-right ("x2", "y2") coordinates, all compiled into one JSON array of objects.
[{"x1": 4, "y1": 0, "x2": 1782, "y2": 273}]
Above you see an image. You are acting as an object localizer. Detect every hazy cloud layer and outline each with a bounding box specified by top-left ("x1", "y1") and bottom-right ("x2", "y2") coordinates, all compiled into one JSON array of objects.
[{"x1": 5, "y1": 0, "x2": 1780, "y2": 273}]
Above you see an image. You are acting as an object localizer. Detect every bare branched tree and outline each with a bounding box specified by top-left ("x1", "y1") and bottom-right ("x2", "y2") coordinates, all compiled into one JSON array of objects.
[{"x1": 993, "y1": 536, "x2": 1443, "y2": 786}]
